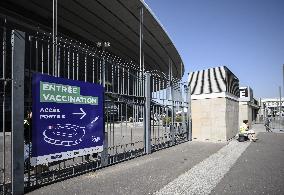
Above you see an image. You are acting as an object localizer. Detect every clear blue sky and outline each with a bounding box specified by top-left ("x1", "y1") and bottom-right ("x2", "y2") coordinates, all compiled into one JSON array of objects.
[{"x1": 145, "y1": 0, "x2": 284, "y2": 98}]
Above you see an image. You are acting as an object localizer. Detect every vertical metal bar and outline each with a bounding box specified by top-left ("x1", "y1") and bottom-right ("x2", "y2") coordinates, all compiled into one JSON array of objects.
[
  {"x1": 57, "y1": 46, "x2": 60, "y2": 77},
  {"x1": 132, "y1": 101, "x2": 135, "y2": 144},
  {"x1": 125, "y1": 103, "x2": 128, "y2": 145},
  {"x1": 52, "y1": 0, "x2": 56, "y2": 76},
  {"x1": 279, "y1": 86, "x2": 281, "y2": 129},
  {"x1": 154, "y1": 106, "x2": 157, "y2": 144},
  {"x1": 158, "y1": 106, "x2": 161, "y2": 143},
  {"x1": 41, "y1": 42, "x2": 44, "y2": 73},
  {"x1": 111, "y1": 63, "x2": 114, "y2": 93},
  {"x1": 11, "y1": 30, "x2": 25, "y2": 195},
  {"x1": 132, "y1": 71, "x2": 134, "y2": 96},
  {"x1": 139, "y1": 5, "x2": 144, "y2": 99},
  {"x1": 144, "y1": 73, "x2": 151, "y2": 154},
  {"x1": 282, "y1": 64, "x2": 284, "y2": 128},
  {"x1": 76, "y1": 53, "x2": 79, "y2": 80},
  {"x1": 122, "y1": 67, "x2": 125, "y2": 95},
  {"x1": 186, "y1": 85, "x2": 192, "y2": 141},
  {"x1": 67, "y1": 49, "x2": 70, "y2": 79},
  {"x1": 112, "y1": 100, "x2": 114, "y2": 152},
  {"x1": 35, "y1": 33, "x2": 38, "y2": 73},
  {"x1": 101, "y1": 54, "x2": 108, "y2": 166},
  {"x1": 72, "y1": 52, "x2": 74, "y2": 79},
  {"x1": 99, "y1": 59, "x2": 101, "y2": 85},
  {"x1": 47, "y1": 41, "x2": 50, "y2": 75},
  {"x1": 120, "y1": 103, "x2": 122, "y2": 138},
  {"x1": 92, "y1": 57, "x2": 95, "y2": 83},
  {"x1": 169, "y1": 59, "x2": 175, "y2": 144},
  {"x1": 84, "y1": 54, "x2": 87, "y2": 82},
  {"x1": 96, "y1": 57, "x2": 99, "y2": 83},
  {"x1": 63, "y1": 45, "x2": 66, "y2": 77},
  {"x1": 2, "y1": 19, "x2": 6, "y2": 192},
  {"x1": 117, "y1": 64, "x2": 120, "y2": 94},
  {"x1": 139, "y1": 6, "x2": 144, "y2": 74},
  {"x1": 127, "y1": 68, "x2": 129, "y2": 96},
  {"x1": 102, "y1": 57, "x2": 105, "y2": 87},
  {"x1": 55, "y1": 0, "x2": 58, "y2": 74}
]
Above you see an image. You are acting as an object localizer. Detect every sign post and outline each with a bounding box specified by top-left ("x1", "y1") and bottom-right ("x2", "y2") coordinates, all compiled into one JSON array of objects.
[{"x1": 31, "y1": 73, "x2": 104, "y2": 165}]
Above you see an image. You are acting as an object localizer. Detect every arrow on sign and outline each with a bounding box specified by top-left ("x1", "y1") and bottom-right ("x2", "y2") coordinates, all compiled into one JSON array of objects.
[{"x1": 72, "y1": 108, "x2": 86, "y2": 119}]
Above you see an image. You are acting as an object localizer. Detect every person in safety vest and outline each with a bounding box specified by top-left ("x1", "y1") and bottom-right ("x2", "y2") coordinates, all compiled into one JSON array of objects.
[
  {"x1": 240, "y1": 120, "x2": 249, "y2": 135},
  {"x1": 239, "y1": 120, "x2": 257, "y2": 142}
]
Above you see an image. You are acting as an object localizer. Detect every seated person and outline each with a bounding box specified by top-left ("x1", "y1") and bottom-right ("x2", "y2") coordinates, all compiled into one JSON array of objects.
[{"x1": 239, "y1": 120, "x2": 257, "y2": 142}]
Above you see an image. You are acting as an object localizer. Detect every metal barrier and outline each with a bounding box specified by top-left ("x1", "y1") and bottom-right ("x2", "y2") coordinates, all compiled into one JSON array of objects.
[
  {"x1": 150, "y1": 73, "x2": 190, "y2": 151},
  {"x1": 0, "y1": 18, "x2": 190, "y2": 194},
  {"x1": 269, "y1": 117, "x2": 284, "y2": 130}
]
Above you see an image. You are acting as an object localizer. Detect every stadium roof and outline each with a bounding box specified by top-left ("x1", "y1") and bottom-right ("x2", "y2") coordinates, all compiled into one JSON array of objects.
[{"x1": 0, "y1": 0, "x2": 184, "y2": 79}]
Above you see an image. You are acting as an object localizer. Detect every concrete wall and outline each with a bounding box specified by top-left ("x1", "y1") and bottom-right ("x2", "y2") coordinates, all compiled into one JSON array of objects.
[
  {"x1": 191, "y1": 97, "x2": 239, "y2": 142},
  {"x1": 239, "y1": 103, "x2": 252, "y2": 128},
  {"x1": 226, "y1": 98, "x2": 239, "y2": 139}
]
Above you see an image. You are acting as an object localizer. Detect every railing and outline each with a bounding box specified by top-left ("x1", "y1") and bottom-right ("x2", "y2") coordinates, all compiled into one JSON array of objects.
[
  {"x1": 269, "y1": 117, "x2": 284, "y2": 130},
  {"x1": 0, "y1": 17, "x2": 190, "y2": 194}
]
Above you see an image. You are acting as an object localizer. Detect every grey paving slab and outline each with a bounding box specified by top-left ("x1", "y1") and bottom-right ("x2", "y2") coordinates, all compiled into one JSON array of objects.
[
  {"x1": 28, "y1": 141, "x2": 225, "y2": 195},
  {"x1": 211, "y1": 132, "x2": 284, "y2": 195},
  {"x1": 155, "y1": 140, "x2": 251, "y2": 195}
]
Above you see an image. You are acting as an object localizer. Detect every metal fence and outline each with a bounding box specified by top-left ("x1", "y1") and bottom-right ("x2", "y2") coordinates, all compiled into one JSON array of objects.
[
  {"x1": 150, "y1": 73, "x2": 190, "y2": 151},
  {"x1": 269, "y1": 117, "x2": 284, "y2": 130},
  {"x1": 0, "y1": 18, "x2": 190, "y2": 194},
  {"x1": 255, "y1": 115, "x2": 284, "y2": 132}
]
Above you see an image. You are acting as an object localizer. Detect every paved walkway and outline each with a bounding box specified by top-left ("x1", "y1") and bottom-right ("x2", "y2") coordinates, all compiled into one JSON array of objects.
[
  {"x1": 29, "y1": 141, "x2": 225, "y2": 195},
  {"x1": 28, "y1": 124, "x2": 284, "y2": 195},
  {"x1": 212, "y1": 127, "x2": 284, "y2": 194}
]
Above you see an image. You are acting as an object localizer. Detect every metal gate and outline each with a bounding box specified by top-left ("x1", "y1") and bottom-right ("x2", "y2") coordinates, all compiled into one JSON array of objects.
[
  {"x1": 150, "y1": 72, "x2": 190, "y2": 151},
  {"x1": 0, "y1": 17, "x2": 190, "y2": 194}
]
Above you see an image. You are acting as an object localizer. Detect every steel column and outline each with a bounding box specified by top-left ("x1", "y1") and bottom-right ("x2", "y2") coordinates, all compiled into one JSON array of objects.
[
  {"x1": 139, "y1": 6, "x2": 144, "y2": 73},
  {"x1": 169, "y1": 59, "x2": 175, "y2": 144},
  {"x1": 186, "y1": 85, "x2": 192, "y2": 141},
  {"x1": 144, "y1": 73, "x2": 151, "y2": 154},
  {"x1": 1, "y1": 18, "x2": 7, "y2": 194},
  {"x1": 101, "y1": 56, "x2": 108, "y2": 166},
  {"x1": 11, "y1": 30, "x2": 25, "y2": 195}
]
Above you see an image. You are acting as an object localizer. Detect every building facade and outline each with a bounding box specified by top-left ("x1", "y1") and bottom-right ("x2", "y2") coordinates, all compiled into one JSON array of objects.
[
  {"x1": 239, "y1": 86, "x2": 259, "y2": 128},
  {"x1": 188, "y1": 66, "x2": 239, "y2": 141},
  {"x1": 259, "y1": 98, "x2": 284, "y2": 118}
]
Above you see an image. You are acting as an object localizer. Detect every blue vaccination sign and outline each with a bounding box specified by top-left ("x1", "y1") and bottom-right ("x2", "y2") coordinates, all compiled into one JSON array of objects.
[{"x1": 31, "y1": 73, "x2": 104, "y2": 165}]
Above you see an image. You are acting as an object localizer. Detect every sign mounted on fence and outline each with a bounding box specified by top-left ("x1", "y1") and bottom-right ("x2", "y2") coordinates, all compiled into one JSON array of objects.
[{"x1": 31, "y1": 73, "x2": 104, "y2": 165}]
